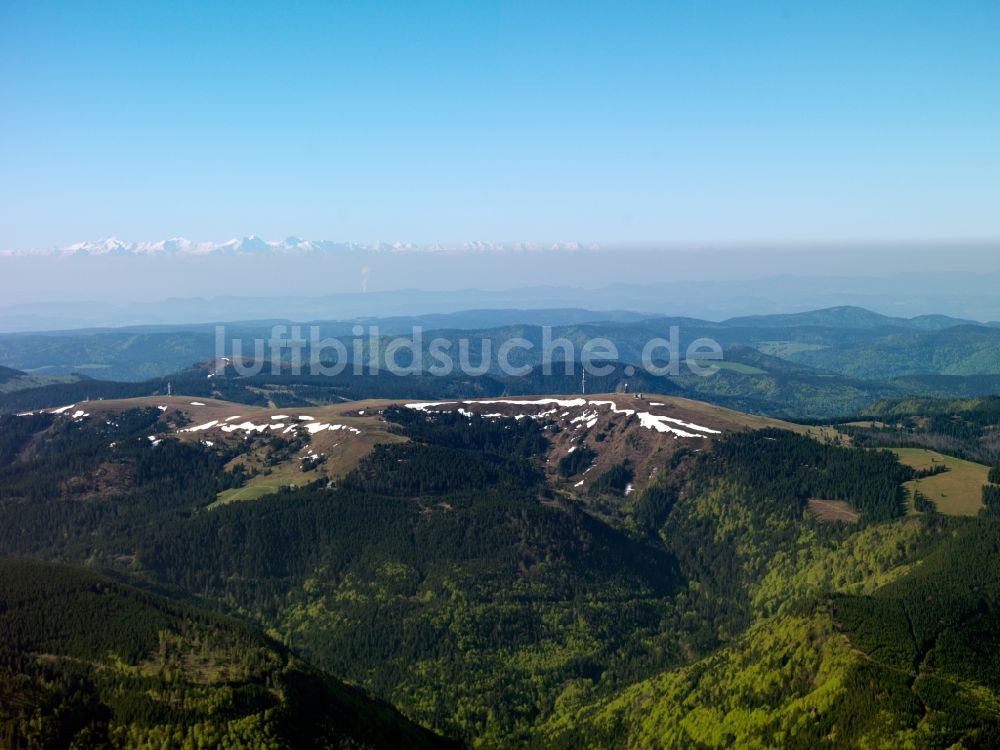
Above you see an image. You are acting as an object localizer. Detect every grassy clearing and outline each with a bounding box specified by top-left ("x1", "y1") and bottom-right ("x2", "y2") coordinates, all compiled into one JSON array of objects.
[
  {"x1": 807, "y1": 498, "x2": 860, "y2": 524},
  {"x1": 892, "y1": 447, "x2": 988, "y2": 516},
  {"x1": 210, "y1": 483, "x2": 285, "y2": 508}
]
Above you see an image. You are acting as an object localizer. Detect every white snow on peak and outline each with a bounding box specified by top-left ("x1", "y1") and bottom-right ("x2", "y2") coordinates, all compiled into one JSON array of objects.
[
  {"x1": 304, "y1": 422, "x2": 361, "y2": 435},
  {"x1": 634, "y1": 412, "x2": 720, "y2": 438},
  {"x1": 173, "y1": 419, "x2": 364, "y2": 437},
  {"x1": 219, "y1": 421, "x2": 272, "y2": 434},
  {"x1": 16, "y1": 237, "x2": 601, "y2": 258},
  {"x1": 587, "y1": 400, "x2": 635, "y2": 417},
  {"x1": 405, "y1": 401, "x2": 454, "y2": 411},
  {"x1": 406, "y1": 397, "x2": 720, "y2": 439},
  {"x1": 180, "y1": 420, "x2": 219, "y2": 432}
]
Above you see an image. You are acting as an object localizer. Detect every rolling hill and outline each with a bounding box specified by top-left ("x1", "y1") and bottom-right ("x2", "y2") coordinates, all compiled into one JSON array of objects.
[
  {"x1": 3, "y1": 305, "x2": 1000, "y2": 422},
  {"x1": 11, "y1": 391, "x2": 834, "y2": 507},
  {"x1": 721, "y1": 305, "x2": 983, "y2": 331}
]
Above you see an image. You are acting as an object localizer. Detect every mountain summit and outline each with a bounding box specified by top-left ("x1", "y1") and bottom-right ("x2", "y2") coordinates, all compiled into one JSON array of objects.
[{"x1": 17, "y1": 237, "x2": 595, "y2": 257}]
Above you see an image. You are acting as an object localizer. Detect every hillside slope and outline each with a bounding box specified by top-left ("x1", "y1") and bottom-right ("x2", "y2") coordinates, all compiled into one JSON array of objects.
[
  {"x1": 0, "y1": 557, "x2": 459, "y2": 749},
  {"x1": 536, "y1": 518, "x2": 1000, "y2": 749},
  {"x1": 0, "y1": 395, "x2": 924, "y2": 745},
  {"x1": 5, "y1": 390, "x2": 1000, "y2": 747},
  {"x1": 6, "y1": 391, "x2": 827, "y2": 505}
]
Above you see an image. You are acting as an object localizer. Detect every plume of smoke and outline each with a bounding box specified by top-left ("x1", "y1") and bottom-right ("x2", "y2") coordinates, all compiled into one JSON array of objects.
[{"x1": 361, "y1": 265, "x2": 371, "y2": 293}]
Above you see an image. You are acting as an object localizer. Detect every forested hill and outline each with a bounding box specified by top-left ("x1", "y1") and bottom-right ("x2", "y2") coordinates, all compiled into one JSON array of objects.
[
  {"x1": 0, "y1": 557, "x2": 461, "y2": 750},
  {"x1": 0, "y1": 396, "x2": 928, "y2": 746},
  {"x1": 0, "y1": 365, "x2": 26, "y2": 382},
  {"x1": 535, "y1": 516, "x2": 1000, "y2": 749},
  {"x1": 4, "y1": 389, "x2": 1000, "y2": 747}
]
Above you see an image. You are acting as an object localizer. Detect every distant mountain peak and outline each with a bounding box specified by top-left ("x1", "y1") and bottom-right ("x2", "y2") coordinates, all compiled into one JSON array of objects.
[
  {"x1": 723, "y1": 305, "x2": 979, "y2": 331},
  {"x1": 10, "y1": 237, "x2": 600, "y2": 258}
]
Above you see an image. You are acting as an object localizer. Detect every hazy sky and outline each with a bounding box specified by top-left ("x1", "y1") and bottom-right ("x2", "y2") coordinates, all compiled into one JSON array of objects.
[{"x1": 1, "y1": 0, "x2": 998, "y2": 252}]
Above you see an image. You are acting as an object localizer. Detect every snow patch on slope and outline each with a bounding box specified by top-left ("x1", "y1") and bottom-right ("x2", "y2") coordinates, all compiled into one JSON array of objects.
[{"x1": 407, "y1": 397, "x2": 721, "y2": 439}]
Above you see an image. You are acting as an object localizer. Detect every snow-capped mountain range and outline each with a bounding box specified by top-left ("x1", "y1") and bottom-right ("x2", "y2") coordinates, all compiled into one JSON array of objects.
[{"x1": 6, "y1": 236, "x2": 596, "y2": 257}]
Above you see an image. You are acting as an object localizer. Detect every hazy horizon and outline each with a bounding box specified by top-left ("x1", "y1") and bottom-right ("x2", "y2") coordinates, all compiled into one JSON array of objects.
[
  {"x1": 3, "y1": 242, "x2": 1000, "y2": 332},
  {"x1": 3, "y1": 2, "x2": 999, "y2": 326}
]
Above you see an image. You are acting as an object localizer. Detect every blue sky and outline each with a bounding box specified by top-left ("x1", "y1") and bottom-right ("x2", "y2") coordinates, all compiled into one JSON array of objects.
[{"x1": 1, "y1": 0, "x2": 998, "y2": 250}]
